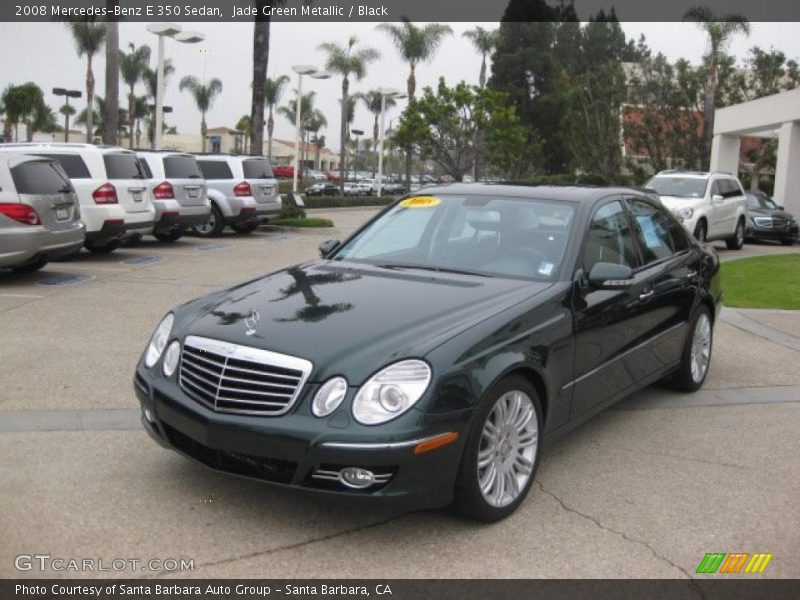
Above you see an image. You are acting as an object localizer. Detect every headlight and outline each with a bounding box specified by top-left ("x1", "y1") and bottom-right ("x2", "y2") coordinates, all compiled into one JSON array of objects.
[
  {"x1": 672, "y1": 206, "x2": 694, "y2": 221},
  {"x1": 352, "y1": 360, "x2": 431, "y2": 425},
  {"x1": 144, "y1": 313, "x2": 174, "y2": 368},
  {"x1": 162, "y1": 340, "x2": 181, "y2": 377},
  {"x1": 311, "y1": 377, "x2": 348, "y2": 417}
]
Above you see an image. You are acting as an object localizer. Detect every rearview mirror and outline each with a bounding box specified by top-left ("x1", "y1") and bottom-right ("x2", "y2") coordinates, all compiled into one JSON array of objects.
[
  {"x1": 588, "y1": 262, "x2": 635, "y2": 289},
  {"x1": 318, "y1": 239, "x2": 340, "y2": 258}
]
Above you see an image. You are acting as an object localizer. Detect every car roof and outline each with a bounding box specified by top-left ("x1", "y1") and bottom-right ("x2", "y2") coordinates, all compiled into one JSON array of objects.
[
  {"x1": 413, "y1": 183, "x2": 650, "y2": 204},
  {"x1": 0, "y1": 142, "x2": 136, "y2": 155},
  {"x1": 653, "y1": 170, "x2": 735, "y2": 179}
]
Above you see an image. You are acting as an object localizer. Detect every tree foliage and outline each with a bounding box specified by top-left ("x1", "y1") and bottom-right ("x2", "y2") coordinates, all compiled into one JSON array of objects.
[{"x1": 393, "y1": 79, "x2": 528, "y2": 181}]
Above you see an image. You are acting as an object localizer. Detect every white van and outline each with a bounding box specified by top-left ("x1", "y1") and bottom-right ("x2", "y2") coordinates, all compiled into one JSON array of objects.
[{"x1": 0, "y1": 143, "x2": 155, "y2": 253}]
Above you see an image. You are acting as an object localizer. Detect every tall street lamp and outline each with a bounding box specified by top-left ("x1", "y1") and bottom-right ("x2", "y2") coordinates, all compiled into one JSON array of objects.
[
  {"x1": 148, "y1": 105, "x2": 173, "y2": 149},
  {"x1": 147, "y1": 23, "x2": 205, "y2": 150},
  {"x1": 376, "y1": 88, "x2": 405, "y2": 197},
  {"x1": 52, "y1": 88, "x2": 82, "y2": 143},
  {"x1": 291, "y1": 65, "x2": 330, "y2": 193}
]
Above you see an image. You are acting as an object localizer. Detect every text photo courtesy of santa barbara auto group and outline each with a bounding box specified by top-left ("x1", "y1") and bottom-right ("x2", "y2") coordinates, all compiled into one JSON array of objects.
[{"x1": 1, "y1": 0, "x2": 799, "y2": 598}]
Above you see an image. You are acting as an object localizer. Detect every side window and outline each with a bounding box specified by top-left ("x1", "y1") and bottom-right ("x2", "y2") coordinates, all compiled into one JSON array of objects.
[
  {"x1": 628, "y1": 199, "x2": 680, "y2": 265},
  {"x1": 198, "y1": 160, "x2": 233, "y2": 180},
  {"x1": 33, "y1": 153, "x2": 91, "y2": 179},
  {"x1": 582, "y1": 200, "x2": 637, "y2": 273},
  {"x1": 710, "y1": 180, "x2": 722, "y2": 197}
]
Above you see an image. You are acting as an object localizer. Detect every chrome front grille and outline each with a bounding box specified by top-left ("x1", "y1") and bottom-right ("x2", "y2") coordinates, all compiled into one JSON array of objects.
[
  {"x1": 772, "y1": 218, "x2": 787, "y2": 228},
  {"x1": 179, "y1": 335, "x2": 312, "y2": 416}
]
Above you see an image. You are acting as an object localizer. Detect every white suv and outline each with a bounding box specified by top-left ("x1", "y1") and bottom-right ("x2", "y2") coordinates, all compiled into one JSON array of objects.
[
  {"x1": 136, "y1": 151, "x2": 210, "y2": 243},
  {"x1": 645, "y1": 171, "x2": 747, "y2": 249},
  {"x1": 193, "y1": 155, "x2": 281, "y2": 236},
  {"x1": 0, "y1": 143, "x2": 155, "y2": 253}
]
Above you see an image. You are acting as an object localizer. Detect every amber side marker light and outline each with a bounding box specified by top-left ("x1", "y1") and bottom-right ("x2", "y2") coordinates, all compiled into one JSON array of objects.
[{"x1": 414, "y1": 432, "x2": 459, "y2": 455}]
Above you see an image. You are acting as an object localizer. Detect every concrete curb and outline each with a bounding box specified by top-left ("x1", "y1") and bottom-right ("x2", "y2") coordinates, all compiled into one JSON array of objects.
[{"x1": 720, "y1": 307, "x2": 800, "y2": 351}]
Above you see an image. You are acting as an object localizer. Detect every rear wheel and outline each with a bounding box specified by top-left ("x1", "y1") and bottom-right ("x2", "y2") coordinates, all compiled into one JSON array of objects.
[
  {"x1": 84, "y1": 238, "x2": 121, "y2": 254},
  {"x1": 11, "y1": 257, "x2": 48, "y2": 274},
  {"x1": 192, "y1": 203, "x2": 225, "y2": 237},
  {"x1": 725, "y1": 219, "x2": 745, "y2": 250},
  {"x1": 669, "y1": 307, "x2": 713, "y2": 392},
  {"x1": 153, "y1": 228, "x2": 183, "y2": 243},
  {"x1": 230, "y1": 219, "x2": 260, "y2": 234},
  {"x1": 451, "y1": 375, "x2": 542, "y2": 522},
  {"x1": 693, "y1": 219, "x2": 707, "y2": 243}
]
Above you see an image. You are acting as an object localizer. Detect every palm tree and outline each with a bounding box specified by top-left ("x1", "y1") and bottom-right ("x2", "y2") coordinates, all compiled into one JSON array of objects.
[
  {"x1": 318, "y1": 36, "x2": 380, "y2": 192},
  {"x1": 143, "y1": 59, "x2": 175, "y2": 100},
  {"x1": 104, "y1": 5, "x2": 120, "y2": 145},
  {"x1": 119, "y1": 43, "x2": 151, "y2": 148},
  {"x1": 278, "y1": 91, "x2": 318, "y2": 166},
  {"x1": 361, "y1": 90, "x2": 396, "y2": 175},
  {"x1": 250, "y1": 1, "x2": 284, "y2": 157},
  {"x1": 304, "y1": 110, "x2": 327, "y2": 169},
  {"x1": 376, "y1": 19, "x2": 452, "y2": 183},
  {"x1": 684, "y1": 7, "x2": 750, "y2": 170},
  {"x1": 179, "y1": 75, "x2": 223, "y2": 153},
  {"x1": 236, "y1": 115, "x2": 252, "y2": 154},
  {"x1": 265, "y1": 75, "x2": 290, "y2": 161},
  {"x1": 132, "y1": 95, "x2": 149, "y2": 148},
  {"x1": 462, "y1": 26, "x2": 499, "y2": 88},
  {"x1": 66, "y1": 22, "x2": 106, "y2": 143}
]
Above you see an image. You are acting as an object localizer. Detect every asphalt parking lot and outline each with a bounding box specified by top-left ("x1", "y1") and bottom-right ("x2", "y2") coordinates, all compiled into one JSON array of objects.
[{"x1": 1, "y1": 207, "x2": 798, "y2": 579}]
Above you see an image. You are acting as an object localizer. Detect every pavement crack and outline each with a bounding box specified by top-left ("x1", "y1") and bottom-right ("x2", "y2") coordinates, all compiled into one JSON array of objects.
[
  {"x1": 536, "y1": 481, "x2": 704, "y2": 598},
  {"x1": 617, "y1": 448, "x2": 750, "y2": 471},
  {"x1": 151, "y1": 511, "x2": 414, "y2": 577}
]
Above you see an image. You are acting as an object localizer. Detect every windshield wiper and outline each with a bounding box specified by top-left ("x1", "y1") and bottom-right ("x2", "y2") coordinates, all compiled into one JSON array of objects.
[{"x1": 377, "y1": 263, "x2": 492, "y2": 278}]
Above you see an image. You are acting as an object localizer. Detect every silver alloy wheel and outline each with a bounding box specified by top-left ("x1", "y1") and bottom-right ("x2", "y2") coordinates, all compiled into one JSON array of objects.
[
  {"x1": 690, "y1": 313, "x2": 712, "y2": 383},
  {"x1": 195, "y1": 212, "x2": 216, "y2": 235},
  {"x1": 736, "y1": 221, "x2": 744, "y2": 245},
  {"x1": 477, "y1": 390, "x2": 538, "y2": 508}
]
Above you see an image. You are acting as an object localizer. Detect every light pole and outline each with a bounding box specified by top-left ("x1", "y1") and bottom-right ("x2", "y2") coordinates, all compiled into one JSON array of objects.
[
  {"x1": 376, "y1": 88, "x2": 405, "y2": 197},
  {"x1": 291, "y1": 65, "x2": 330, "y2": 193},
  {"x1": 147, "y1": 23, "x2": 204, "y2": 150},
  {"x1": 148, "y1": 104, "x2": 173, "y2": 149},
  {"x1": 52, "y1": 88, "x2": 82, "y2": 143}
]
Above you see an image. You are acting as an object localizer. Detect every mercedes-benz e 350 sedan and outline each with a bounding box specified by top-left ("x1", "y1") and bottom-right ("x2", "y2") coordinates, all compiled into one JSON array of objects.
[{"x1": 134, "y1": 185, "x2": 722, "y2": 521}]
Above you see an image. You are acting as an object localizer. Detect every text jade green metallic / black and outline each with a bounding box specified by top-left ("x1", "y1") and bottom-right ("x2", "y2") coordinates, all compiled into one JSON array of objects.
[{"x1": 135, "y1": 185, "x2": 722, "y2": 521}]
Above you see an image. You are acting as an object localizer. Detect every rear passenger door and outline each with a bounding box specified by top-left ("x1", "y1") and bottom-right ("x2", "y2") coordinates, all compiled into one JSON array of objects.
[{"x1": 626, "y1": 197, "x2": 698, "y2": 372}]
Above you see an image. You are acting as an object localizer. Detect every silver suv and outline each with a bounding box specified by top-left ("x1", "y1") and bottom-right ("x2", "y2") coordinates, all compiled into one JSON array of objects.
[
  {"x1": 0, "y1": 154, "x2": 85, "y2": 273},
  {"x1": 193, "y1": 155, "x2": 281, "y2": 236},
  {"x1": 136, "y1": 151, "x2": 211, "y2": 243}
]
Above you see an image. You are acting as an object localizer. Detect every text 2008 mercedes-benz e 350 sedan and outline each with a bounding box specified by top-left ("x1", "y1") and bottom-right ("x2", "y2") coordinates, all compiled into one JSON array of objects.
[{"x1": 134, "y1": 184, "x2": 721, "y2": 521}]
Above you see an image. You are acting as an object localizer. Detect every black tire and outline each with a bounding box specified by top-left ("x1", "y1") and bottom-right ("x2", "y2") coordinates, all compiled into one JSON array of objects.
[
  {"x1": 451, "y1": 375, "x2": 543, "y2": 522},
  {"x1": 11, "y1": 257, "x2": 48, "y2": 274},
  {"x1": 693, "y1": 219, "x2": 707, "y2": 243},
  {"x1": 781, "y1": 239, "x2": 796, "y2": 246},
  {"x1": 230, "y1": 219, "x2": 259, "y2": 234},
  {"x1": 668, "y1": 306, "x2": 713, "y2": 393},
  {"x1": 84, "y1": 238, "x2": 121, "y2": 254},
  {"x1": 122, "y1": 233, "x2": 142, "y2": 247},
  {"x1": 153, "y1": 228, "x2": 183, "y2": 243},
  {"x1": 192, "y1": 202, "x2": 225, "y2": 237},
  {"x1": 725, "y1": 219, "x2": 745, "y2": 250}
]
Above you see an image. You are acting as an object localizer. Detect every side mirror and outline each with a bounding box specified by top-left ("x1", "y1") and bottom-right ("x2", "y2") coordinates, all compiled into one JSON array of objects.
[
  {"x1": 318, "y1": 239, "x2": 340, "y2": 258},
  {"x1": 711, "y1": 194, "x2": 724, "y2": 204},
  {"x1": 588, "y1": 262, "x2": 635, "y2": 289}
]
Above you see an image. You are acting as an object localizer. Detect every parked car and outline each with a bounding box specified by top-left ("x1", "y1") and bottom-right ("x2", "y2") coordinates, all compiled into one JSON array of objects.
[
  {"x1": 644, "y1": 170, "x2": 747, "y2": 249},
  {"x1": 272, "y1": 165, "x2": 301, "y2": 180},
  {"x1": 136, "y1": 151, "x2": 211, "y2": 243},
  {"x1": 326, "y1": 171, "x2": 341, "y2": 182},
  {"x1": 342, "y1": 182, "x2": 362, "y2": 196},
  {"x1": 193, "y1": 155, "x2": 281, "y2": 236},
  {"x1": 0, "y1": 154, "x2": 85, "y2": 272},
  {"x1": 135, "y1": 184, "x2": 721, "y2": 521},
  {"x1": 0, "y1": 143, "x2": 155, "y2": 253},
  {"x1": 305, "y1": 182, "x2": 339, "y2": 197},
  {"x1": 304, "y1": 169, "x2": 328, "y2": 181},
  {"x1": 744, "y1": 191, "x2": 798, "y2": 245}
]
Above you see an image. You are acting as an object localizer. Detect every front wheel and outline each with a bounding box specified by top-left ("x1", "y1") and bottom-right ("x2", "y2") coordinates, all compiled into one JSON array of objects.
[
  {"x1": 669, "y1": 307, "x2": 713, "y2": 392},
  {"x1": 726, "y1": 219, "x2": 745, "y2": 250},
  {"x1": 451, "y1": 376, "x2": 542, "y2": 522},
  {"x1": 781, "y1": 238, "x2": 796, "y2": 246}
]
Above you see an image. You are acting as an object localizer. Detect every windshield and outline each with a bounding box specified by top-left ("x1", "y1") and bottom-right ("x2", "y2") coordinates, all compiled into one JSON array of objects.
[
  {"x1": 332, "y1": 195, "x2": 576, "y2": 280},
  {"x1": 746, "y1": 193, "x2": 777, "y2": 210},
  {"x1": 645, "y1": 176, "x2": 707, "y2": 199}
]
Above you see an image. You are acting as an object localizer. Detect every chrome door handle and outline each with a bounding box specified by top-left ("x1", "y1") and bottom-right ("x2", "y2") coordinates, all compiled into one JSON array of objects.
[
  {"x1": 686, "y1": 270, "x2": 699, "y2": 279},
  {"x1": 639, "y1": 289, "x2": 655, "y2": 300}
]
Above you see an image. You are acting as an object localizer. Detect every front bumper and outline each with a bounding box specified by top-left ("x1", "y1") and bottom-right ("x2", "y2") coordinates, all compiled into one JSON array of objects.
[
  {"x1": 745, "y1": 222, "x2": 798, "y2": 242},
  {"x1": 134, "y1": 367, "x2": 465, "y2": 508}
]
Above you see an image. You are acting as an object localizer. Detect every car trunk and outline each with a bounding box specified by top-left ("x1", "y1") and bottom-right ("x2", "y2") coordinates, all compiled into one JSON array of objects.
[
  {"x1": 242, "y1": 158, "x2": 278, "y2": 205},
  {"x1": 10, "y1": 157, "x2": 79, "y2": 232},
  {"x1": 103, "y1": 152, "x2": 150, "y2": 213},
  {"x1": 163, "y1": 155, "x2": 207, "y2": 207}
]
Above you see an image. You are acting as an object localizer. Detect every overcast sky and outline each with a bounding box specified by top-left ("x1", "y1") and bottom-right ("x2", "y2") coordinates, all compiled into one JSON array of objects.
[{"x1": 1, "y1": 21, "x2": 799, "y2": 149}]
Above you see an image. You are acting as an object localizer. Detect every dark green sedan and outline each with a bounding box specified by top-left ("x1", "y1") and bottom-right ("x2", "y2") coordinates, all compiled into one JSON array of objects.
[{"x1": 134, "y1": 185, "x2": 722, "y2": 521}]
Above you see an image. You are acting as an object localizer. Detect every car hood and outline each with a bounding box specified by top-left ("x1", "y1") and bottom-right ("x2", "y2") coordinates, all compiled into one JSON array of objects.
[
  {"x1": 747, "y1": 207, "x2": 794, "y2": 219},
  {"x1": 177, "y1": 261, "x2": 551, "y2": 383},
  {"x1": 657, "y1": 195, "x2": 702, "y2": 209}
]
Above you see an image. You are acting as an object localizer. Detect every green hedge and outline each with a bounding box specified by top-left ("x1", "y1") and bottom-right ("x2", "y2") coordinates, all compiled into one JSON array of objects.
[{"x1": 301, "y1": 195, "x2": 396, "y2": 209}]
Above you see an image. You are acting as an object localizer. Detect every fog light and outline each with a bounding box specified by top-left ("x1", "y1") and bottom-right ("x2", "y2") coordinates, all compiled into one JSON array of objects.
[
  {"x1": 143, "y1": 408, "x2": 154, "y2": 423},
  {"x1": 162, "y1": 340, "x2": 181, "y2": 377},
  {"x1": 339, "y1": 467, "x2": 376, "y2": 489}
]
